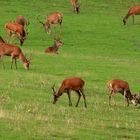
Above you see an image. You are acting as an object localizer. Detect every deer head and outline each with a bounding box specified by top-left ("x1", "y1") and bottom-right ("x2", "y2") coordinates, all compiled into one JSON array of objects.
[
  {"x1": 54, "y1": 38, "x2": 63, "y2": 48},
  {"x1": 23, "y1": 53, "x2": 32, "y2": 70},
  {"x1": 132, "y1": 94, "x2": 140, "y2": 105},
  {"x1": 51, "y1": 84, "x2": 59, "y2": 104},
  {"x1": 44, "y1": 22, "x2": 50, "y2": 34}
]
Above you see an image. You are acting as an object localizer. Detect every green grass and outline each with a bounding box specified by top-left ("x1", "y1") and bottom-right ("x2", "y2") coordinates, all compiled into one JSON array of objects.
[{"x1": 0, "y1": 0, "x2": 140, "y2": 139}]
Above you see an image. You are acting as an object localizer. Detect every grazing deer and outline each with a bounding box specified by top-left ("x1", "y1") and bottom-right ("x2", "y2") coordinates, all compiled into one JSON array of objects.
[
  {"x1": 44, "y1": 38, "x2": 63, "y2": 54},
  {"x1": 123, "y1": 6, "x2": 140, "y2": 25},
  {"x1": 0, "y1": 36, "x2": 31, "y2": 69},
  {"x1": 71, "y1": 0, "x2": 80, "y2": 14},
  {"x1": 5, "y1": 22, "x2": 26, "y2": 46},
  {"x1": 51, "y1": 77, "x2": 87, "y2": 108},
  {"x1": 107, "y1": 79, "x2": 137, "y2": 106},
  {"x1": 16, "y1": 15, "x2": 30, "y2": 34},
  {"x1": 37, "y1": 12, "x2": 63, "y2": 34}
]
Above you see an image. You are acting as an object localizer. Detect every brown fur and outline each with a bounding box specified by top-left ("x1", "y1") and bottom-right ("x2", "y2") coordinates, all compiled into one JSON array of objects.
[
  {"x1": 107, "y1": 79, "x2": 137, "y2": 106},
  {"x1": 5, "y1": 22, "x2": 26, "y2": 46},
  {"x1": 52, "y1": 77, "x2": 87, "y2": 108},
  {"x1": 37, "y1": 12, "x2": 63, "y2": 34},
  {"x1": 71, "y1": 0, "x2": 80, "y2": 14},
  {"x1": 0, "y1": 36, "x2": 30, "y2": 69},
  {"x1": 16, "y1": 15, "x2": 29, "y2": 28},
  {"x1": 44, "y1": 39, "x2": 63, "y2": 54},
  {"x1": 123, "y1": 6, "x2": 140, "y2": 25}
]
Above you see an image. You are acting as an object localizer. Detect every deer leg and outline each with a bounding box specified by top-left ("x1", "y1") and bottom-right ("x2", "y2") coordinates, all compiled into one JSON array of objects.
[
  {"x1": 67, "y1": 91, "x2": 72, "y2": 106},
  {"x1": 11, "y1": 33, "x2": 15, "y2": 44},
  {"x1": 6, "y1": 30, "x2": 10, "y2": 43},
  {"x1": 75, "y1": 90, "x2": 81, "y2": 107},
  {"x1": 14, "y1": 58, "x2": 17, "y2": 69},
  {"x1": 109, "y1": 90, "x2": 113, "y2": 106},
  {"x1": 126, "y1": 97, "x2": 129, "y2": 106},
  {"x1": 0, "y1": 55, "x2": 5, "y2": 69},
  {"x1": 109, "y1": 90, "x2": 116, "y2": 106},
  {"x1": 80, "y1": 89, "x2": 87, "y2": 108},
  {"x1": 124, "y1": 91, "x2": 129, "y2": 106},
  {"x1": 11, "y1": 58, "x2": 14, "y2": 69},
  {"x1": 59, "y1": 21, "x2": 62, "y2": 34},
  {"x1": 132, "y1": 15, "x2": 134, "y2": 24}
]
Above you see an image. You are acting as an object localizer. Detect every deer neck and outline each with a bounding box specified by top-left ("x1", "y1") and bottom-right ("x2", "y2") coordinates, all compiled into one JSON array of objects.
[
  {"x1": 45, "y1": 22, "x2": 50, "y2": 30},
  {"x1": 19, "y1": 52, "x2": 27, "y2": 65},
  {"x1": 53, "y1": 43, "x2": 59, "y2": 50},
  {"x1": 123, "y1": 14, "x2": 129, "y2": 21},
  {"x1": 125, "y1": 90, "x2": 133, "y2": 100},
  {"x1": 56, "y1": 84, "x2": 65, "y2": 97}
]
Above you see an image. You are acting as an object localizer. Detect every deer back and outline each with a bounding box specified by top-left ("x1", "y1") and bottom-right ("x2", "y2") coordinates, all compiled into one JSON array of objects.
[
  {"x1": 47, "y1": 12, "x2": 63, "y2": 24},
  {"x1": 60, "y1": 77, "x2": 84, "y2": 92},
  {"x1": 128, "y1": 6, "x2": 140, "y2": 15},
  {"x1": 108, "y1": 79, "x2": 130, "y2": 93}
]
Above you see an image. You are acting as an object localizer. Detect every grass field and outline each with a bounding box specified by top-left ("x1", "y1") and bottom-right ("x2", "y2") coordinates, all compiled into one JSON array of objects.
[{"x1": 0, "y1": 0, "x2": 140, "y2": 139}]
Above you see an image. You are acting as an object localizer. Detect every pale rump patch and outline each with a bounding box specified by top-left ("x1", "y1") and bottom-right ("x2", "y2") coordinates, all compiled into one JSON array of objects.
[{"x1": 131, "y1": 99, "x2": 137, "y2": 106}]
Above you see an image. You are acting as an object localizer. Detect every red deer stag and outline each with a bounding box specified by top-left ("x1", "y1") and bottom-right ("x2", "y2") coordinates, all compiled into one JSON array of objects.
[
  {"x1": 5, "y1": 22, "x2": 26, "y2": 46},
  {"x1": 0, "y1": 36, "x2": 31, "y2": 70},
  {"x1": 52, "y1": 77, "x2": 87, "y2": 108},
  {"x1": 71, "y1": 0, "x2": 80, "y2": 14},
  {"x1": 123, "y1": 6, "x2": 140, "y2": 25},
  {"x1": 44, "y1": 38, "x2": 63, "y2": 54},
  {"x1": 37, "y1": 12, "x2": 63, "y2": 34},
  {"x1": 107, "y1": 79, "x2": 137, "y2": 106}
]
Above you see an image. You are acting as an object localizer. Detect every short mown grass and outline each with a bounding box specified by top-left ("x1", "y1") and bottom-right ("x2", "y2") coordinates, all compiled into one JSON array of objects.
[{"x1": 0, "y1": 0, "x2": 140, "y2": 140}]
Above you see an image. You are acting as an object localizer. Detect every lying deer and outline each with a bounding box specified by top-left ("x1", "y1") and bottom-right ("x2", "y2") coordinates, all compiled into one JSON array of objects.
[
  {"x1": 107, "y1": 79, "x2": 137, "y2": 106},
  {"x1": 52, "y1": 77, "x2": 87, "y2": 108},
  {"x1": 44, "y1": 38, "x2": 63, "y2": 54},
  {"x1": 37, "y1": 12, "x2": 63, "y2": 34},
  {"x1": 5, "y1": 22, "x2": 26, "y2": 46},
  {"x1": 123, "y1": 6, "x2": 140, "y2": 25},
  {"x1": 0, "y1": 36, "x2": 31, "y2": 69},
  {"x1": 71, "y1": 0, "x2": 80, "y2": 14}
]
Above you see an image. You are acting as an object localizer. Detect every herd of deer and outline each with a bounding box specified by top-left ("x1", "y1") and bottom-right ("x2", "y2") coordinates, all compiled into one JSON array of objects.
[{"x1": 0, "y1": 1, "x2": 140, "y2": 107}]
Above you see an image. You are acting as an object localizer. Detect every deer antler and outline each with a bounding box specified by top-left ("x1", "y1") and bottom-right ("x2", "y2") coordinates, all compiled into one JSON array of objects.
[
  {"x1": 50, "y1": 31, "x2": 61, "y2": 41},
  {"x1": 36, "y1": 15, "x2": 45, "y2": 26},
  {"x1": 51, "y1": 84, "x2": 56, "y2": 95}
]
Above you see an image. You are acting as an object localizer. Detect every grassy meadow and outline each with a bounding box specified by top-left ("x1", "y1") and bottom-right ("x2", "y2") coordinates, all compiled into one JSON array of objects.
[{"x1": 0, "y1": 0, "x2": 140, "y2": 139}]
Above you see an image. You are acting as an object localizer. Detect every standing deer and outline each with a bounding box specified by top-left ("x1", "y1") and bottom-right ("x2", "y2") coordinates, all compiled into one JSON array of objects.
[
  {"x1": 107, "y1": 79, "x2": 137, "y2": 106},
  {"x1": 71, "y1": 0, "x2": 80, "y2": 14},
  {"x1": 51, "y1": 77, "x2": 87, "y2": 108},
  {"x1": 123, "y1": 6, "x2": 140, "y2": 25},
  {"x1": 5, "y1": 22, "x2": 26, "y2": 46},
  {"x1": 44, "y1": 38, "x2": 63, "y2": 54},
  {"x1": 0, "y1": 36, "x2": 31, "y2": 69},
  {"x1": 37, "y1": 12, "x2": 63, "y2": 34}
]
